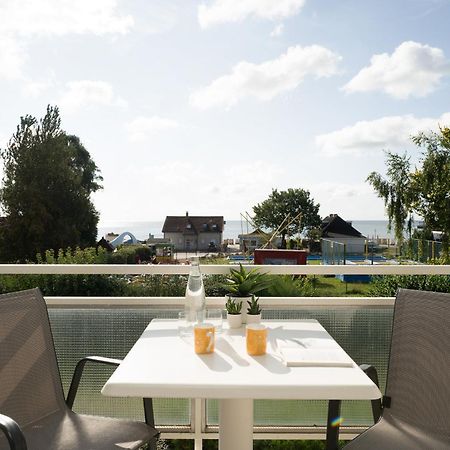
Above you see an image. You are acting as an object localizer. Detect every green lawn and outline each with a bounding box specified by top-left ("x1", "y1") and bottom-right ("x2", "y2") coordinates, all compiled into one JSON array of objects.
[{"x1": 311, "y1": 276, "x2": 372, "y2": 297}]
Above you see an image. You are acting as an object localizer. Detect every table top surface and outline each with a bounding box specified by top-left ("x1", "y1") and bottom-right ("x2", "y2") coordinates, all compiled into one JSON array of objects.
[{"x1": 102, "y1": 319, "x2": 381, "y2": 400}]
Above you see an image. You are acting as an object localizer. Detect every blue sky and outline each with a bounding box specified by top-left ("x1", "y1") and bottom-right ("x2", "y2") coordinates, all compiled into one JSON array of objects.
[{"x1": 0, "y1": 0, "x2": 449, "y2": 225}]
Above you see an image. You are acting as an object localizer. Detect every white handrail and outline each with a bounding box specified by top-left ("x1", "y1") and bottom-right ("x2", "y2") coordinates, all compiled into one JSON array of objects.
[
  {"x1": 44, "y1": 296, "x2": 396, "y2": 308},
  {"x1": 0, "y1": 263, "x2": 449, "y2": 275}
]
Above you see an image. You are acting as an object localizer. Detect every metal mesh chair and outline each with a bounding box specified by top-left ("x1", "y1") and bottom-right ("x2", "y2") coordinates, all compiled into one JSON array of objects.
[
  {"x1": 0, "y1": 288, "x2": 159, "y2": 450},
  {"x1": 343, "y1": 288, "x2": 450, "y2": 450}
]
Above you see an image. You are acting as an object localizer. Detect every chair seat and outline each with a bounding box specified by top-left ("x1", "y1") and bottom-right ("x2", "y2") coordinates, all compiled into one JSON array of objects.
[
  {"x1": 17, "y1": 410, "x2": 158, "y2": 450},
  {"x1": 345, "y1": 415, "x2": 450, "y2": 450}
]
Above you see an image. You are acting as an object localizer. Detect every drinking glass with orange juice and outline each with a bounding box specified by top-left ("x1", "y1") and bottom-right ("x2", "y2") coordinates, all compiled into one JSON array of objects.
[
  {"x1": 194, "y1": 323, "x2": 215, "y2": 354},
  {"x1": 246, "y1": 324, "x2": 267, "y2": 356}
]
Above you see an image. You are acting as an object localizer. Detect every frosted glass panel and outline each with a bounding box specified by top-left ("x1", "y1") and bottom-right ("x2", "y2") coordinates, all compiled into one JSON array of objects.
[
  {"x1": 49, "y1": 306, "x2": 392, "y2": 428},
  {"x1": 49, "y1": 308, "x2": 190, "y2": 426}
]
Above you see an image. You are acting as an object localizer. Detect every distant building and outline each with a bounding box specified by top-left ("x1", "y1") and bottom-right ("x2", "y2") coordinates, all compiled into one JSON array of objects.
[
  {"x1": 238, "y1": 229, "x2": 281, "y2": 252},
  {"x1": 104, "y1": 232, "x2": 119, "y2": 242},
  {"x1": 96, "y1": 237, "x2": 114, "y2": 252},
  {"x1": 162, "y1": 212, "x2": 224, "y2": 251},
  {"x1": 321, "y1": 214, "x2": 366, "y2": 253}
]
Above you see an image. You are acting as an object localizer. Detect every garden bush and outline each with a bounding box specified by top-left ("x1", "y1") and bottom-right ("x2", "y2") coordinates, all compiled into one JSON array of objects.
[
  {"x1": 0, "y1": 247, "x2": 127, "y2": 297},
  {"x1": 369, "y1": 274, "x2": 450, "y2": 296}
]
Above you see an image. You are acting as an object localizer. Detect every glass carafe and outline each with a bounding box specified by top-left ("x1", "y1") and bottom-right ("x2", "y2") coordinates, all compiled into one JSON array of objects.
[{"x1": 184, "y1": 257, "x2": 206, "y2": 324}]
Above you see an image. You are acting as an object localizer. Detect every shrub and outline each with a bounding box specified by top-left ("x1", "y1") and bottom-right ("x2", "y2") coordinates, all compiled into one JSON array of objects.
[
  {"x1": 125, "y1": 275, "x2": 187, "y2": 297},
  {"x1": 369, "y1": 274, "x2": 450, "y2": 296},
  {"x1": 261, "y1": 275, "x2": 314, "y2": 297},
  {"x1": 0, "y1": 247, "x2": 126, "y2": 297}
]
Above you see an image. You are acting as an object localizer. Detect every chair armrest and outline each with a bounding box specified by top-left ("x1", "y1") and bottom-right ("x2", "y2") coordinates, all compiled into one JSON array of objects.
[
  {"x1": 66, "y1": 356, "x2": 122, "y2": 409},
  {"x1": 66, "y1": 356, "x2": 156, "y2": 434},
  {"x1": 359, "y1": 364, "x2": 382, "y2": 423},
  {"x1": 0, "y1": 413, "x2": 27, "y2": 450}
]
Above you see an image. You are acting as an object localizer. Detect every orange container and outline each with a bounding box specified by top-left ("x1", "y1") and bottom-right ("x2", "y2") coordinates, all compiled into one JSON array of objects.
[
  {"x1": 246, "y1": 324, "x2": 267, "y2": 356},
  {"x1": 194, "y1": 323, "x2": 215, "y2": 354}
]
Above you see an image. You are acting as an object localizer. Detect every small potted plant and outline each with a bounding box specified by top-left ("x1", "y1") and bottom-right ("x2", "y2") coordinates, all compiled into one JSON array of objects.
[
  {"x1": 246, "y1": 295, "x2": 262, "y2": 324},
  {"x1": 225, "y1": 297, "x2": 243, "y2": 328},
  {"x1": 222, "y1": 263, "x2": 270, "y2": 323}
]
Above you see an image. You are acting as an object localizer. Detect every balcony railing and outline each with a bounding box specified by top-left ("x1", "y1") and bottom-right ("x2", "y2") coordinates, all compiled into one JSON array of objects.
[{"x1": 2, "y1": 263, "x2": 449, "y2": 448}]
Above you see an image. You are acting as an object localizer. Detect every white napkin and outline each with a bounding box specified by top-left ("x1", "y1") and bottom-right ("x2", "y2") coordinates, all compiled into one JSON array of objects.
[{"x1": 279, "y1": 347, "x2": 354, "y2": 367}]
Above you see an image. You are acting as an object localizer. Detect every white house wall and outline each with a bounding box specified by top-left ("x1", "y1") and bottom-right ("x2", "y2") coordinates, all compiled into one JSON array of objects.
[
  {"x1": 326, "y1": 234, "x2": 366, "y2": 254},
  {"x1": 164, "y1": 232, "x2": 222, "y2": 251}
]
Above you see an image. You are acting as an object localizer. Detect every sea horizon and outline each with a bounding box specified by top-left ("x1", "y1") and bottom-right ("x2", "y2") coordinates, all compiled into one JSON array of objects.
[{"x1": 98, "y1": 219, "x2": 396, "y2": 241}]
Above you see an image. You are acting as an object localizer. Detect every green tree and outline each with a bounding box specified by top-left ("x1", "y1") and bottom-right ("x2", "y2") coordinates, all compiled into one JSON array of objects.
[
  {"x1": 0, "y1": 106, "x2": 102, "y2": 261},
  {"x1": 366, "y1": 152, "x2": 414, "y2": 248},
  {"x1": 367, "y1": 127, "x2": 450, "y2": 259},
  {"x1": 253, "y1": 188, "x2": 321, "y2": 248},
  {"x1": 411, "y1": 127, "x2": 450, "y2": 256}
]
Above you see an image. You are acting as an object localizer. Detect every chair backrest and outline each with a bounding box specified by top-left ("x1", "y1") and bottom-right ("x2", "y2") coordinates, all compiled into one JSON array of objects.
[
  {"x1": 0, "y1": 288, "x2": 66, "y2": 427},
  {"x1": 385, "y1": 289, "x2": 450, "y2": 437}
]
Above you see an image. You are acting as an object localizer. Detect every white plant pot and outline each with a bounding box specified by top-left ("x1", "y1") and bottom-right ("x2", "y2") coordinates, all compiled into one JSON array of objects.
[
  {"x1": 226, "y1": 295, "x2": 253, "y2": 323},
  {"x1": 246, "y1": 314, "x2": 261, "y2": 324},
  {"x1": 227, "y1": 313, "x2": 242, "y2": 328}
]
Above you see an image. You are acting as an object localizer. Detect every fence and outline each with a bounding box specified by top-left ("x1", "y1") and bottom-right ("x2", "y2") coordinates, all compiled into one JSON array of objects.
[
  {"x1": 2, "y1": 263, "x2": 450, "y2": 448},
  {"x1": 321, "y1": 239, "x2": 346, "y2": 265},
  {"x1": 400, "y1": 239, "x2": 443, "y2": 262}
]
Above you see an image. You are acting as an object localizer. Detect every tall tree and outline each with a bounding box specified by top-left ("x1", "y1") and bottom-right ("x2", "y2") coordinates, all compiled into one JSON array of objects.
[
  {"x1": 411, "y1": 127, "x2": 450, "y2": 256},
  {"x1": 253, "y1": 188, "x2": 321, "y2": 248},
  {"x1": 367, "y1": 151, "x2": 414, "y2": 247},
  {"x1": 0, "y1": 106, "x2": 102, "y2": 261}
]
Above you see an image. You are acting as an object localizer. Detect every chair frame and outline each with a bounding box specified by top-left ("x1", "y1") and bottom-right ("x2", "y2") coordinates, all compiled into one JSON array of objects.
[
  {"x1": 0, "y1": 288, "x2": 158, "y2": 450},
  {"x1": 325, "y1": 364, "x2": 382, "y2": 450},
  {"x1": 1, "y1": 354, "x2": 158, "y2": 450},
  {"x1": 327, "y1": 288, "x2": 450, "y2": 450}
]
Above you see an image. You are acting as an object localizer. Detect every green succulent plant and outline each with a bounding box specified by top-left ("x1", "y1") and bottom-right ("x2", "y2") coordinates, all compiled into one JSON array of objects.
[
  {"x1": 225, "y1": 297, "x2": 242, "y2": 315},
  {"x1": 247, "y1": 295, "x2": 262, "y2": 315},
  {"x1": 222, "y1": 263, "x2": 270, "y2": 297}
]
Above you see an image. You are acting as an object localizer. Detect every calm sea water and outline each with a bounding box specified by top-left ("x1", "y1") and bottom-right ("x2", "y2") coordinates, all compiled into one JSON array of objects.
[{"x1": 98, "y1": 219, "x2": 393, "y2": 241}]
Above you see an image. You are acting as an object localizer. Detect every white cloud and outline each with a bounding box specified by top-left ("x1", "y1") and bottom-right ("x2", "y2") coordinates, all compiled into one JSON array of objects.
[
  {"x1": 95, "y1": 159, "x2": 284, "y2": 221},
  {"x1": 0, "y1": 0, "x2": 133, "y2": 80},
  {"x1": 310, "y1": 182, "x2": 386, "y2": 221},
  {"x1": 316, "y1": 112, "x2": 450, "y2": 156},
  {"x1": 22, "y1": 76, "x2": 54, "y2": 98},
  {"x1": 198, "y1": 0, "x2": 305, "y2": 28},
  {"x1": 0, "y1": 36, "x2": 25, "y2": 80},
  {"x1": 59, "y1": 80, "x2": 127, "y2": 113},
  {"x1": 132, "y1": 2, "x2": 179, "y2": 34},
  {"x1": 0, "y1": 0, "x2": 133, "y2": 37},
  {"x1": 190, "y1": 45, "x2": 341, "y2": 109},
  {"x1": 126, "y1": 116, "x2": 179, "y2": 142},
  {"x1": 343, "y1": 41, "x2": 450, "y2": 99},
  {"x1": 270, "y1": 24, "x2": 284, "y2": 37}
]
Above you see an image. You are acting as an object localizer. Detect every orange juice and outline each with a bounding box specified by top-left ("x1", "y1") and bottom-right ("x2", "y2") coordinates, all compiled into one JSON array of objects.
[
  {"x1": 246, "y1": 324, "x2": 267, "y2": 356},
  {"x1": 194, "y1": 323, "x2": 215, "y2": 354}
]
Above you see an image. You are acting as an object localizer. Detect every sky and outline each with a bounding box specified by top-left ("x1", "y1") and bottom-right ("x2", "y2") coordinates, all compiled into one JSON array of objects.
[{"x1": 0, "y1": 0, "x2": 449, "y2": 226}]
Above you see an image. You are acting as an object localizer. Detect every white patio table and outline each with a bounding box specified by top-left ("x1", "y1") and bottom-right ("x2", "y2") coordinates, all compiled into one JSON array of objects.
[{"x1": 102, "y1": 319, "x2": 381, "y2": 450}]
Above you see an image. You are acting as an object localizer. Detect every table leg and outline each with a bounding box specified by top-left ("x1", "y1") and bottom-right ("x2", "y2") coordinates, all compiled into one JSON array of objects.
[
  {"x1": 219, "y1": 399, "x2": 253, "y2": 450},
  {"x1": 326, "y1": 400, "x2": 342, "y2": 450}
]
